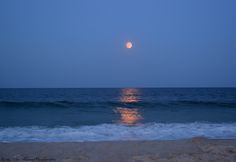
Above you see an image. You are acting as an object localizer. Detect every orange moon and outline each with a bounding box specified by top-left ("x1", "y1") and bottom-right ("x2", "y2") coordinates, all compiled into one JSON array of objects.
[{"x1": 126, "y1": 41, "x2": 133, "y2": 49}]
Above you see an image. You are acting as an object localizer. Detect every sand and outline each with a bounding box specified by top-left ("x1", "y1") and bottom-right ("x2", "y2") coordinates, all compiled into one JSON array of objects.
[{"x1": 0, "y1": 137, "x2": 236, "y2": 162}]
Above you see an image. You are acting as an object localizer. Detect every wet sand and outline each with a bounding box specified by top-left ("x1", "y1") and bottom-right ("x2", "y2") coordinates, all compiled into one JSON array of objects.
[{"x1": 0, "y1": 137, "x2": 236, "y2": 162}]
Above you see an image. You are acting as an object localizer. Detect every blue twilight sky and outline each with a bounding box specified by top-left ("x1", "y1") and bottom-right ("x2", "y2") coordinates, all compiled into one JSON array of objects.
[{"x1": 0, "y1": 0, "x2": 236, "y2": 88}]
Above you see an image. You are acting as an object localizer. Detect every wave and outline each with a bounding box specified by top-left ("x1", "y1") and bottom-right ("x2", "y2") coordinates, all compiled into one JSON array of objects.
[
  {"x1": 0, "y1": 123, "x2": 236, "y2": 142},
  {"x1": 0, "y1": 100, "x2": 236, "y2": 108},
  {"x1": 0, "y1": 101, "x2": 75, "y2": 108}
]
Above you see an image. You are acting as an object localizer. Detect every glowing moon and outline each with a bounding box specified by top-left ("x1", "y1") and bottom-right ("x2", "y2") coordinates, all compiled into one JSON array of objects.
[{"x1": 126, "y1": 41, "x2": 133, "y2": 49}]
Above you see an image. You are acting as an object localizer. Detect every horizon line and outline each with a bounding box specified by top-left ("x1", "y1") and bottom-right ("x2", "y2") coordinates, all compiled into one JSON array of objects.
[{"x1": 0, "y1": 87, "x2": 236, "y2": 89}]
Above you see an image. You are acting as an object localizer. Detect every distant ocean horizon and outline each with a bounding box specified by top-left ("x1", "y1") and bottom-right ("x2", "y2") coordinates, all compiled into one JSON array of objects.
[{"x1": 0, "y1": 88, "x2": 236, "y2": 142}]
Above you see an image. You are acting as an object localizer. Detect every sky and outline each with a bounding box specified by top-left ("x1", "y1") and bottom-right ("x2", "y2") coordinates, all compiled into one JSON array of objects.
[{"x1": 0, "y1": 0, "x2": 236, "y2": 88}]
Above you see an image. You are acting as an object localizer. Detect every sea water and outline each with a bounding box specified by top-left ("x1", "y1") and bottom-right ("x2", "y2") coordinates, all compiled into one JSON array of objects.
[{"x1": 0, "y1": 88, "x2": 235, "y2": 142}]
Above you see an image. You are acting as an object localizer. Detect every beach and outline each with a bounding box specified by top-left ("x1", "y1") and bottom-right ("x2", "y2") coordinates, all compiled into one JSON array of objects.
[
  {"x1": 0, "y1": 137, "x2": 236, "y2": 162},
  {"x1": 0, "y1": 88, "x2": 236, "y2": 161},
  {"x1": 1, "y1": 0, "x2": 236, "y2": 160}
]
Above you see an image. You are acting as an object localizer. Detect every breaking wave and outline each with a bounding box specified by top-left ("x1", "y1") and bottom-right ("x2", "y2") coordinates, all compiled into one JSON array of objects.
[{"x1": 0, "y1": 122, "x2": 236, "y2": 142}]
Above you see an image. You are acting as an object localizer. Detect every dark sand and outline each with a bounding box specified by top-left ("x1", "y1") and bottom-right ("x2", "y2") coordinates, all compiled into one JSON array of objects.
[{"x1": 0, "y1": 137, "x2": 236, "y2": 162}]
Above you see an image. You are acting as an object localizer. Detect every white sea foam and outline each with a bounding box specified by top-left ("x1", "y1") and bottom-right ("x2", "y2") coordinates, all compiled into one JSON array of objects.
[{"x1": 0, "y1": 123, "x2": 236, "y2": 142}]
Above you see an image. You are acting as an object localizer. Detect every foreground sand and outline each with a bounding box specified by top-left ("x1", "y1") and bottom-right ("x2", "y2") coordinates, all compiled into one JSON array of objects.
[{"x1": 0, "y1": 137, "x2": 236, "y2": 162}]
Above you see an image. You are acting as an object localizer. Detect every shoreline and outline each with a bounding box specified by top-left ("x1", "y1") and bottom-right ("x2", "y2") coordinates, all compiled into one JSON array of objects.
[{"x1": 0, "y1": 137, "x2": 236, "y2": 162}]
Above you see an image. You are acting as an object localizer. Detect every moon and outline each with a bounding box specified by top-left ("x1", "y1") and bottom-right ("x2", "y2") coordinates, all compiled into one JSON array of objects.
[{"x1": 126, "y1": 41, "x2": 133, "y2": 49}]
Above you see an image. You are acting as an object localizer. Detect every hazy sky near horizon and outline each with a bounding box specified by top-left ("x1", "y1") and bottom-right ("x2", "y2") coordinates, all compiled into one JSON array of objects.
[{"x1": 0, "y1": 0, "x2": 236, "y2": 88}]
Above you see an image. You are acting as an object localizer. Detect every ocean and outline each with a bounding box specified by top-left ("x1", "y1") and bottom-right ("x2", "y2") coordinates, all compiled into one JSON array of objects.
[{"x1": 0, "y1": 88, "x2": 235, "y2": 142}]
